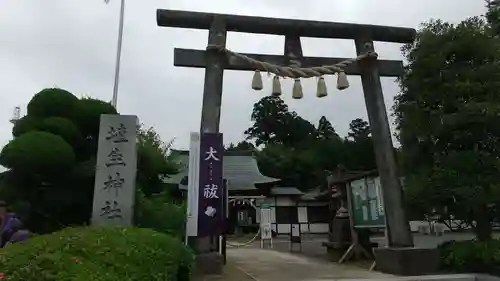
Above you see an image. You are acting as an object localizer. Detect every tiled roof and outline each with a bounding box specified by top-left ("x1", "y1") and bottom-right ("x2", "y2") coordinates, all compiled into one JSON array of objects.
[
  {"x1": 327, "y1": 170, "x2": 378, "y2": 185},
  {"x1": 327, "y1": 169, "x2": 406, "y2": 185},
  {"x1": 270, "y1": 187, "x2": 303, "y2": 196},
  {"x1": 300, "y1": 187, "x2": 329, "y2": 201},
  {"x1": 177, "y1": 183, "x2": 258, "y2": 191},
  {"x1": 164, "y1": 150, "x2": 280, "y2": 191}
]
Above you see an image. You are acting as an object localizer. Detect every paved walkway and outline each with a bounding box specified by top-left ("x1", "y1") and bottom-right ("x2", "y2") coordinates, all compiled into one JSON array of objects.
[
  {"x1": 232, "y1": 232, "x2": 479, "y2": 262},
  {"x1": 227, "y1": 247, "x2": 391, "y2": 281},
  {"x1": 200, "y1": 232, "x2": 484, "y2": 281}
]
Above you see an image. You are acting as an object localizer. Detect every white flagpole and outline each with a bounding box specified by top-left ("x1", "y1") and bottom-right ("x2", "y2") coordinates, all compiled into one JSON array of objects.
[{"x1": 107, "y1": 0, "x2": 125, "y2": 109}]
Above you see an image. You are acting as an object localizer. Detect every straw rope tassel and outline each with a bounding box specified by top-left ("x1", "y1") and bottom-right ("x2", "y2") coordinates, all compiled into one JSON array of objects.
[
  {"x1": 272, "y1": 75, "x2": 281, "y2": 96},
  {"x1": 336, "y1": 71, "x2": 349, "y2": 90},
  {"x1": 252, "y1": 70, "x2": 263, "y2": 91},
  {"x1": 316, "y1": 76, "x2": 327, "y2": 98},
  {"x1": 292, "y1": 78, "x2": 303, "y2": 99},
  {"x1": 289, "y1": 55, "x2": 303, "y2": 99}
]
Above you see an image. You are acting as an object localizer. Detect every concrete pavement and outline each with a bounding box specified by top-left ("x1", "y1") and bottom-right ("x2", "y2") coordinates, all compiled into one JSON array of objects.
[
  {"x1": 204, "y1": 232, "x2": 487, "y2": 281},
  {"x1": 227, "y1": 247, "x2": 391, "y2": 281}
]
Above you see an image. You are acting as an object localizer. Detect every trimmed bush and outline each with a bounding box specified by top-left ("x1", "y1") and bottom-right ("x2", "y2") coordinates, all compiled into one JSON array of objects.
[
  {"x1": 39, "y1": 117, "x2": 82, "y2": 146},
  {"x1": 439, "y1": 239, "x2": 500, "y2": 274},
  {"x1": 75, "y1": 97, "x2": 118, "y2": 139},
  {"x1": 0, "y1": 131, "x2": 75, "y2": 173},
  {"x1": 0, "y1": 226, "x2": 194, "y2": 281},
  {"x1": 134, "y1": 190, "x2": 186, "y2": 240},
  {"x1": 12, "y1": 115, "x2": 41, "y2": 137},
  {"x1": 27, "y1": 88, "x2": 79, "y2": 119}
]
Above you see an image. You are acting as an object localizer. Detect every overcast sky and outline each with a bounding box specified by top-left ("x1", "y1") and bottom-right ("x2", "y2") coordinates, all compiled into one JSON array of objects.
[{"x1": 0, "y1": 0, "x2": 486, "y2": 152}]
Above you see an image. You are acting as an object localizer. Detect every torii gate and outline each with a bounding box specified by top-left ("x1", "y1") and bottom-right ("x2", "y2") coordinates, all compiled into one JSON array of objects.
[{"x1": 157, "y1": 9, "x2": 417, "y2": 275}]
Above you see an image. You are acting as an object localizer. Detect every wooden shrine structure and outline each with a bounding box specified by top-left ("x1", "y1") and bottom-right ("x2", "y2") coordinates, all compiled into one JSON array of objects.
[{"x1": 156, "y1": 9, "x2": 421, "y2": 275}]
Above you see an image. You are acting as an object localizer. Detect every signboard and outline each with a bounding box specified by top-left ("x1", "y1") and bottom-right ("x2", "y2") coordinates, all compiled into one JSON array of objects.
[
  {"x1": 237, "y1": 210, "x2": 251, "y2": 226},
  {"x1": 260, "y1": 207, "x2": 272, "y2": 242},
  {"x1": 186, "y1": 132, "x2": 201, "y2": 238},
  {"x1": 197, "y1": 133, "x2": 224, "y2": 236},
  {"x1": 349, "y1": 176, "x2": 385, "y2": 228},
  {"x1": 260, "y1": 207, "x2": 271, "y2": 225},
  {"x1": 290, "y1": 224, "x2": 301, "y2": 243},
  {"x1": 92, "y1": 114, "x2": 138, "y2": 227},
  {"x1": 261, "y1": 223, "x2": 272, "y2": 239}
]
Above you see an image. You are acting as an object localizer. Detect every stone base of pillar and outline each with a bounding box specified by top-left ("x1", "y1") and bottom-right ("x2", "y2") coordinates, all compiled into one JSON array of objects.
[
  {"x1": 323, "y1": 217, "x2": 352, "y2": 261},
  {"x1": 374, "y1": 247, "x2": 440, "y2": 276},
  {"x1": 328, "y1": 217, "x2": 351, "y2": 244},
  {"x1": 195, "y1": 252, "x2": 224, "y2": 275},
  {"x1": 188, "y1": 236, "x2": 224, "y2": 275}
]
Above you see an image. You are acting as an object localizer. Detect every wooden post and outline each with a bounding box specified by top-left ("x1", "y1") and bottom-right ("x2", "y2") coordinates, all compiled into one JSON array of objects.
[
  {"x1": 284, "y1": 34, "x2": 303, "y2": 69},
  {"x1": 192, "y1": 17, "x2": 227, "y2": 255},
  {"x1": 200, "y1": 17, "x2": 227, "y2": 133},
  {"x1": 222, "y1": 179, "x2": 228, "y2": 264},
  {"x1": 354, "y1": 37, "x2": 413, "y2": 248},
  {"x1": 157, "y1": 9, "x2": 416, "y2": 43}
]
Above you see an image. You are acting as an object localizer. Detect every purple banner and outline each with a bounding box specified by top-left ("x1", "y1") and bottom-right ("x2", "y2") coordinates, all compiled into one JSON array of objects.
[{"x1": 198, "y1": 133, "x2": 224, "y2": 237}]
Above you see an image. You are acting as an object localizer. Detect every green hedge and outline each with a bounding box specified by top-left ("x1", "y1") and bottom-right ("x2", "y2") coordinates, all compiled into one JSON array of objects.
[
  {"x1": 439, "y1": 239, "x2": 500, "y2": 274},
  {"x1": 0, "y1": 226, "x2": 194, "y2": 281},
  {"x1": 134, "y1": 190, "x2": 186, "y2": 240}
]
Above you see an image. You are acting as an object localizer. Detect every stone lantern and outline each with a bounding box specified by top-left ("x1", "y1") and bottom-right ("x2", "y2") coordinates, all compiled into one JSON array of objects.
[{"x1": 325, "y1": 165, "x2": 352, "y2": 256}]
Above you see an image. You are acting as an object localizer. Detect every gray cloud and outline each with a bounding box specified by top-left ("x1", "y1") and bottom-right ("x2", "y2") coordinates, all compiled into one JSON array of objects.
[{"x1": 0, "y1": 0, "x2": 486, "y2": 153}]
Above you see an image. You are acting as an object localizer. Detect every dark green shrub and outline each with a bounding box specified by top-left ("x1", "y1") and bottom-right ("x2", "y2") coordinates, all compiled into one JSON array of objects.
[
  {"x1": 12, "y1": 115, "x2": 41, "y2": 137},
  {"x1": 0, "y1": 226, "x2": 194, "y2": 281},
  {"x1": 0, "y1": 131, "x2": 75, "y2": 173},
  {"x1": 439, "y1": 239, "x2": 500, "y2": 273},
  {"x1": 27, "y1": 88, "x2": 79, "y2": 119},
  {"x1": 75, "y1": 97, "x2": 118, "y2": 139},
  {"x1": 39, "y1": 117, "x2": 82, "y2": 146},
  {"x1": 134, "y1": 190, "x2": 186, "y2": 240}
]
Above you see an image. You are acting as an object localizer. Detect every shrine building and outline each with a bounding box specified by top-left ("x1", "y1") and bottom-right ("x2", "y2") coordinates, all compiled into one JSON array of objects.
[{"x1": 163, "y1": 150, "x2": 331, "y2": 235}]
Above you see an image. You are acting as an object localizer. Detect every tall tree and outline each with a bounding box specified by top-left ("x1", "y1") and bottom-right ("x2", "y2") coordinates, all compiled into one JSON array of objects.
[
  {"x1": 394, "y1": 18, "x2": 500, "y2": 241},
  {"x1": 486, "y1": 0, "x2": 500, "y2": 35},
  {"x1": 343, "y1": 118, "x2": 376, "y2": 171},
  {"x1": 244, "y1": 96, "x2": 316, "y2": 147},
  {"x1": 225, "y1": 141, "x2": 256, "y2": 152},
  {"x1": 256, "y1": 143, "x2": 320, "y2": 191},
  {"x1": 244, "y1": 96, "x2": 290, "y2": 146},
  {"x1": 310, "y1": 116, "x2": 345, "y2": 175},
  {"x1": 245, "y1": 98, "x2": 382, "y2": 191},
  {"x1": 347, "y1": 118, "x2": 371, "y2": 141},
  {"x1": 317, "y1": 116, "x2": 339, "y2": 140},
  {"x1": 137, "y1": 126, "x2": 179, "y2": 196}
]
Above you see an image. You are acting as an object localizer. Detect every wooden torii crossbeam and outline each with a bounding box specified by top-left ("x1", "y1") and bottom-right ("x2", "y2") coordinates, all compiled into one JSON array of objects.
[{"x1": 157, "y1": 9, "x2": 416, "y2": 249}]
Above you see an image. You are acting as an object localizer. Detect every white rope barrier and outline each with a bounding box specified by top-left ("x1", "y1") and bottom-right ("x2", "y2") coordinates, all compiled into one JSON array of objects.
[{"x1": 226, "y1": 229, "x2": 261, "y2": 248}]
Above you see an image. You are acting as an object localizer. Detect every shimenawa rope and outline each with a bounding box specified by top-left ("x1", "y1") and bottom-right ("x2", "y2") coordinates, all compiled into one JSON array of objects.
[
  {"x1": 205, "y1": 43, "x2": 377, "y2": 98},
  {"x1": 206, "y1": 44, "x2": 378, "y2": 78}
]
